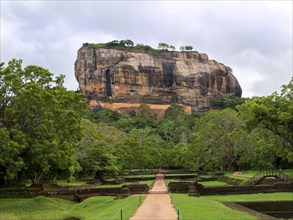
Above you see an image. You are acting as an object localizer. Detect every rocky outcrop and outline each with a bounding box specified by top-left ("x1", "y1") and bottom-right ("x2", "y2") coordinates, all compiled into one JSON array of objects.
[{"x1": 75, "y1": 45, "x2": 242, "y2": 113}]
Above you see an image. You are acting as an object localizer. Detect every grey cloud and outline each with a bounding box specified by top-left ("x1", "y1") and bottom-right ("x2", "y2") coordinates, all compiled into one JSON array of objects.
[{"x1": 1, "y1": 1, "x2": 292, "y2": 97}]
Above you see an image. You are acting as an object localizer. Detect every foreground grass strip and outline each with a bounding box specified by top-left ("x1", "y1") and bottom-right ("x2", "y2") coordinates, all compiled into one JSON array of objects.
[
  {"x1": 172, "y1": 193, "x2": 292, "y2": 220},
  {"x1": 0, "y1": 195, "x2": 143, "y2": 220},
  {"x1": 68, "y1": 196, "x2": 143, "y2": 220},
  {"x1": 172, "y1": 194, "x2": 256, "y2": 220},
  {"x1": 0, "y1": 196, "x2": 73, "y2": 220}
]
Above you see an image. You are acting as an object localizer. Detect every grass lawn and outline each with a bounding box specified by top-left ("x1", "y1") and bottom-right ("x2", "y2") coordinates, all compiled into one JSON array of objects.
[
  {"x1": 172, "y1": 194, "x2": 256, "y2": 220},
  {"x1": 57, "y1": 180, "x2": 89, "y2": 186},
  {"x1": 0, "y1": 196, "x2": 73, "y2": 220},
  {"x1": 224, "y1": 171, "x2": 255, "y2": 181},
  {"x1": 166, "y1": 179, "x2": 194, "y2": 182},
  {"x1": 0, "y1": 195, "x2": 143, "y2": 220},
  {"x1": 95, "y1": 184, "x2": 122, "y2": 188},
  {"x1": 204, "y1": 192, "x2": 293, "y2": 202},
  {"x1": 124, "y1": 174, "x2": 155, "y2": 178},
  {"x1": 139, "y1": 180, "x2": 154, "y2": 186},
  {"x1": 199, "y1": 175, "x2": 214, "y2": 178},
  {"x1": 199, "y1": 181, "x2": 228, "y2": 186},
  {"x1": 165, "y1": 173, "x2": 195, "y2": 177},
  {"x1": 172, "y1": 192, "x2": 293, "y2": 220}
]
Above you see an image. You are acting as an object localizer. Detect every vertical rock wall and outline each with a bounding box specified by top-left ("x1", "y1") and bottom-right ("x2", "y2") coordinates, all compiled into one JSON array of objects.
[{"x1": 75, "y1": 46, "x2": 242, "y2": 113}]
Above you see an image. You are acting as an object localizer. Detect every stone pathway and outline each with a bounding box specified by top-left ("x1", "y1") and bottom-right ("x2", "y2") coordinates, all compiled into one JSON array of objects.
[{"x1": 130, "y1": 174, "x2": 177, "y2": 220}]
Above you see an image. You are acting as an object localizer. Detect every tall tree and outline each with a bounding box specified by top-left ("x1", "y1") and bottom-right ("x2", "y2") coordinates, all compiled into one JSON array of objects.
[
  {"x1": 180, "y1": 46, "x2": 185, "y2": 51},
  {"x1": 238, "y1": 78, "x2": 293, "y2": 162},
  {"x1": 158, "y1": 43, "x2": 169, "y2": 50},
  {"x1": 77, "y1": 119, "x2": 119, "y2": 179},
  {"x1": 185, "y1": 45, "x2": 193, "y2": 51},
  {"x1": 135, "y1": 104, "x2": 157, "y2": 129},
  {"x1": 124, "y1": 39, "x2": 134, "y2": 47},
  {"x1": 0, "y1": 59, "x2": 87, "y2": 184},
  {"x1": 169, "y1": 45, "x2": 176, "y2": 51},
  {"x1": 214, "y1": 94, "x2": 246, "y2": 110},
  {"x1": 188, "y1": 109, "x2": 242, "y2": 171}
]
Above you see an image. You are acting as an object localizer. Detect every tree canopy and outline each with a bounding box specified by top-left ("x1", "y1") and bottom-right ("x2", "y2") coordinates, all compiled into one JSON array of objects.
[
  {"x1": 1, "y1": 59, "x2": 292, "y2": 184},
  {"x1": 0, "y1": 59, "x2": 87, "y2": 184},
  {"x1": 237, "y1": 78, "x2": 293, "y2": 162}
]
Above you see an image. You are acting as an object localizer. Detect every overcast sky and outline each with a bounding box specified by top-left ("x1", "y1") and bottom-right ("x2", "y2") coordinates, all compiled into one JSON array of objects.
[{"x1": 1, "y1": 0, "x2": 292, "y2": 97}]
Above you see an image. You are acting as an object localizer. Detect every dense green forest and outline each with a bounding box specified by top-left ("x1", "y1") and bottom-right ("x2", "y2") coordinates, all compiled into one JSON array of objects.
[{"x1": 1, "y1": 59, "x2": 292, "y2": 185}]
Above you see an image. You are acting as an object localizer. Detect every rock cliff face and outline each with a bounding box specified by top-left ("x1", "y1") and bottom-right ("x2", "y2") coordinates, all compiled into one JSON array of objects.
[{"x1": 75, "y1": 45, "x2": 242, "y2": 114}]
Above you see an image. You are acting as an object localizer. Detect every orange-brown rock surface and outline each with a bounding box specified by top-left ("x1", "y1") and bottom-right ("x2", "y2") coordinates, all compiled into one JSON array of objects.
[{"x1": 75, "y1": 45, "x2": 242, "y2": 113}]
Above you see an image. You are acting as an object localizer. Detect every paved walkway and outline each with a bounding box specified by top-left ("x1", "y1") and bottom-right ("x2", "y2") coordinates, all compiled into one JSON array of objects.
[{"x1": 130, "y1": 174, "x2": 177, "y2": 220}]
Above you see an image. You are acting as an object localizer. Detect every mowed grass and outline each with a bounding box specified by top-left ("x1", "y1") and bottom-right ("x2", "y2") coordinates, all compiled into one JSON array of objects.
[
  {"x1": 199, "y1": 181, "x2": 228, "y2": 186},
  {"x1": 172, "y1": 194, "x2": 256, "y2": 220},
  {"x1": 68, "y1": 196, "x2": 143, "y2": 220},
  {"x1": 124, "y1": 174, "x2": 155, "y2": 178},
  {"x1": 0, "y1": 195, "x2": 143, "y2": 220},
  {"x1": 224, "y1": 171, "x2": 256, "y2": 180},
  {"x1": 0, "y1": 196, "x2": 73, "y2": 220},
  {"x1": 165, "y1": 173, "x2": 196, "y2": 177},
  {"x1": 57, "y1": 180, "x2": 89, "y2": 186},
  {"x1": 172, "y1": 192, "x2": 293, "y2": 220},
  {"x1": 204, "y1": 192, "x2": 293, "y2": 202},
  {"x1": 166, "y1": 179, "x2": 194, "y2": 184}
]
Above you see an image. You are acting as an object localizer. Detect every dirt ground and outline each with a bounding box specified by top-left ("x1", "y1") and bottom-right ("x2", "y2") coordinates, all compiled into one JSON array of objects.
[{"x1": 130, "y1": 174, "x2": 177, "y2": 220}]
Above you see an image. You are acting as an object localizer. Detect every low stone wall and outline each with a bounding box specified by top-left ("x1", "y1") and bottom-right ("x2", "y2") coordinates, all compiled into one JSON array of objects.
[
  {"x1": 235, "y1": 201, "x2": 293, "y2": 212},
  {"x1": 0, "y1": 188, "x2": 44, "y2": 198},
  {"x1": 168, "y1": 182, "x2": 190, "y2": 193},
  {"x1": 0, "y1": 184, "x2": 149, "y2": 199},
  {"x1": 163, "y1": 169, "x2": 193, "y2": 174},
  {"x1": 125, "y1": 177, "x2": 155, "y2": 182},
  {"x1": 196, "y1": 177, "x2": 217, "y2": 181},
  {"x1": 47, "y1": 187, "x2": 122, "y2": 197},
  {"x1": 126, "y1": 184, "x2": 149, "y2": 194},
  {"x1": 168, "y1": 181, "x2": 293, "y2": 195},
  {"x1": 130, "y1": 170, "x2": 157, "y2": 175},
  {"x1": 165, "y1": 175, "x2": 196, "y2": 180},
  {"x1": 234, "y1": 201, "x2": 293, "y2": 219},
  {"x1": 200, "y1": 182, "x2": 293, "y2": 195}
]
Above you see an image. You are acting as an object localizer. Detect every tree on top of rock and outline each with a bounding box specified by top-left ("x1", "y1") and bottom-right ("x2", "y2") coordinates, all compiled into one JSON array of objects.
[
  {"x1": 158, "y1": 43, "x2": 169, "y2": 50},
  {"x1": 185, "y1": 45, "x2": 193, "y2": 51},
  {"x1": 169, "y1": 45, "x2": 176, "y2": 51}
]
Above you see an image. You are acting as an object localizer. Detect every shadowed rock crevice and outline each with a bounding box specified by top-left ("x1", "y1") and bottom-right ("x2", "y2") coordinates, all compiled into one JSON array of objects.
[
  {"x1": 162, "y1": 62, "x2": 176, "y2": 87},
  {"x1": 105, "y1": 69, "x2": 112, "y2": 97}
]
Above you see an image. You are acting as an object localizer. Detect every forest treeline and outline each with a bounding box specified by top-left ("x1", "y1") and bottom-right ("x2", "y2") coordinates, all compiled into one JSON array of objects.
[{"x1": 1, "y1": 59, "x2": 292, "y2": 185}]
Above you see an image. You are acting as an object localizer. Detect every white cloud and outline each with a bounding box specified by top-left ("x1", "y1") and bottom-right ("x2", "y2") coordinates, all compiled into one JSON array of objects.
[{"x1": 1, "y1": 0, "x2": 292, "y2": 97}]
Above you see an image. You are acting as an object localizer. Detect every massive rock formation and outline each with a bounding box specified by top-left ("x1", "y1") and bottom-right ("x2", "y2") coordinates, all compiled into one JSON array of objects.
[{"x1": 75, "y1": 45, "x2": 242, "y2": 114}]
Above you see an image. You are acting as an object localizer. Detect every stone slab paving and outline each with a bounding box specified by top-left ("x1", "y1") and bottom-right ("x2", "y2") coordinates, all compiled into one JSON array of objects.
[{"x1": 130, "y1": 174, "x2": 177, "y2": 220}]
